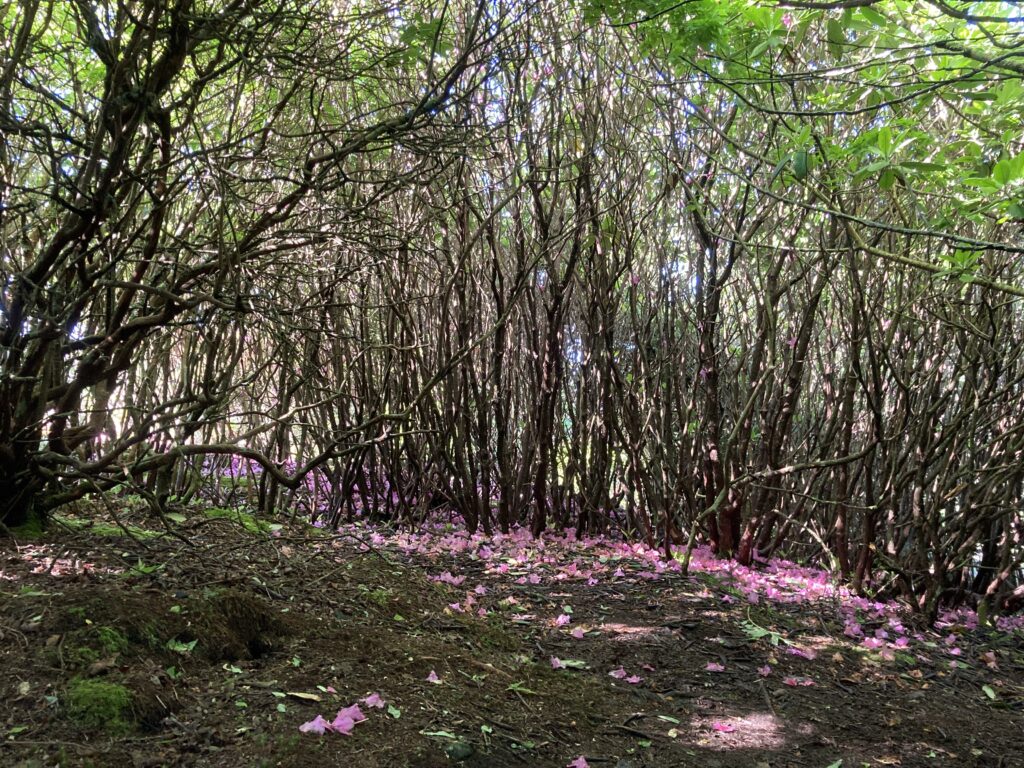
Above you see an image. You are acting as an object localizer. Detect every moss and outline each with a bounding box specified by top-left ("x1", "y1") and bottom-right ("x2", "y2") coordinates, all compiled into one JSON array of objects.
[
  {"x1": 95, "y1": 626, "x2": 130, "y2": 655},
  {"x1": 66, "y1": 606, "x2": 88, "y2": 623},
  {"x1": 10, "y1": 514, "x2": 46, "y2": 540},
  {"x1": 68, "y1": 645, "x2": 101, "y2": 666},
  {"x1": 66, "y1": 679, "x2": 133, "y2": 734},
  {"x1": 137, "y1": 621, "x2": 165, "y2": 650},
  {"x1": 366, "y1": 588, "x2": 393, "y2": 606},
  {"x1": 204, "y1": 506, "x2": 278, "y2": 535}
]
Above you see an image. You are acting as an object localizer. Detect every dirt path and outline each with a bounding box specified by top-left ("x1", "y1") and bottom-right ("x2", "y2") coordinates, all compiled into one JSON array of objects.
[{"x1": 2, "y1": 513, "x2": 1022, "y2": 767}]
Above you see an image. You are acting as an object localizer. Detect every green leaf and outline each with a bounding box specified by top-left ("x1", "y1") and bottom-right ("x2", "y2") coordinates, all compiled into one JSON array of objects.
[
  {"x1": 558, "y1": 659, "x2": 589, "y2": 669},
  {"x1": 860, "y1": 159, "x2": 890, "y2": 175},
  {"x1": 982, "y1": 685, "x2": 997, "y2": 700},
  {"x1": 793, "y1": 150, "x2": 809, "y2": 180},
  {"x1": 166, "y1": 638, "x2": 197, "y2": 654},
  {"x1": 963, "y1": 177, "x2": 1000, "y2": 191},
  {"x1": 992, "y1": 159, "x2": 1012, "y2": 186},
  {"x1": 859, "y1": 6, "x2": 887, "y2": 26},
  {"x1": 824, "y1": 761, "x2": 843, "y2": 768},
  {"x1": 768, "y1": 158, "x2": 789, "y2": 187},
  {"x1": 16, "y1": 588, "x2": 52, "y2": 598},
  {"x1": 387, "y1": 704, "x2": 402, "y2": 719},
  {"x1": 826, "y1": 19, "x2": 845, "y2": 57},
  {"x1": 877, "y1": 126, "x2": 892, "y2": 156}
]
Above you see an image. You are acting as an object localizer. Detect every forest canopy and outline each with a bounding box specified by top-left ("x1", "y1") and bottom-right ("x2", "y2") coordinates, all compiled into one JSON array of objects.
[{"x1": 2, "y1": 0, "x2": 1024, "y2": 622}]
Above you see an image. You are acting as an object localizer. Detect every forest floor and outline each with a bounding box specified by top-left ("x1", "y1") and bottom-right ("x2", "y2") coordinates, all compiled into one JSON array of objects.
[{"x1": 2, "y1": 506, "x2": 1023, "y2": 768}]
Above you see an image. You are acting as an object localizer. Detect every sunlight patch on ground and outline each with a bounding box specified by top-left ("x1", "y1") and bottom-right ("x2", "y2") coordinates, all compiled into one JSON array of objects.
[
  {"x1": 684, "y1": 710, "x2": 790, "y2": 751},
  {"x1": 11, "y1": 545, "x2": 123, "y2": 578},
  {"x1": 598, "y1": 621, "x2": 664, "y2": 638}
]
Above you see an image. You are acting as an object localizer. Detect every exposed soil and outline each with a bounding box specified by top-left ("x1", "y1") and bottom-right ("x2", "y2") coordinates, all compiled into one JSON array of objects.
[{"x1": 2, "y1": 509, "x2": 1022, "y2": 768}]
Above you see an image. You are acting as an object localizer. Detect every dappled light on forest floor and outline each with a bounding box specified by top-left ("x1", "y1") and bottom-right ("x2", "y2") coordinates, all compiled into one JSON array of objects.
[
  {"x1": 342, "y1": 520, "x2": 1024, "y2": 656},
  {"x1": 3, "y1": 513, "x2": 1024, "y2": 766},
  {"x1": 3, "y1": 543, "x2": 124, "y2": 580},
  {"x1": 682, "y1": 710, "x2": 789, "y2": 751},
  {"x1": 596, "y1": 622, "x2": 666, "y2": 640}
]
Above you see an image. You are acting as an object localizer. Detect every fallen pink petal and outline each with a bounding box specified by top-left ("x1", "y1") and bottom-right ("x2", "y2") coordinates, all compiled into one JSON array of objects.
[
  {"x1": 705, "y1": 662, "x2": 725, "y2": 672},
  {"x1": 336, "y1": 704, "x2": 367, "y2": 723},
  {"x1": 783, "y1": 676, "x2": 816, "y2": 687},
  {"x1": 299, "y1": 715, "x2": 330, "y2": 735},
  {"x1": 712, "y1": 722, "x2": 737, "y2": 733},
  {"x1": 330, "y1": 714, "x2": 356, "y2": 735}
]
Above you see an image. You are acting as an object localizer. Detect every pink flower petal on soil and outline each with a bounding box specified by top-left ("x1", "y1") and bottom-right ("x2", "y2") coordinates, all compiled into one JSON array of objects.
[
  {"x1": 705, "y1": 662, "x2": 725, "y2": 672},
  {"x1": 758, "y1": 665, "x2": 772, "y2": 677},
  {"x1": 330, "y1": 714, "x2": 356, "y2": 735},
  {"x1": 712, "y1": 722, "x2": 736, "y2": 733},
  {"x1": 783, "y1": 676, "x2": 815, "y2": 686},
  {"x1": 362, "y1": 693, "x2": 385, "y2": 708},
  {"x1": 568, "y1": 758, "x2": 590, "y2": 768},
  {"x1": 570, "y1": 627, "x2": 585, "y2": 639},
  {"x1": 427, "y1": 670, "x2": 441, "y2": 683},
  {"x1": 551, "y1": 656, "x2": 565, "y2": 669},
  {"x1": 626, "y1": 675, "x2": 642, "y2": 684},
  {"x1": 609, "y1": 667, "x2": 627, "y2": 679},
  {"x1": 555, "y1": 614, "x2": 571, "y2": 626},
  {"x1": 786, "y1": 647, "x2": 816, "y2": 660},
  {"x1": 337, "y1": 704, "x2": 366, "y2": 723},
  {"x1": 299, "y1": 714, "x2": 330, "y2": 735}
]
